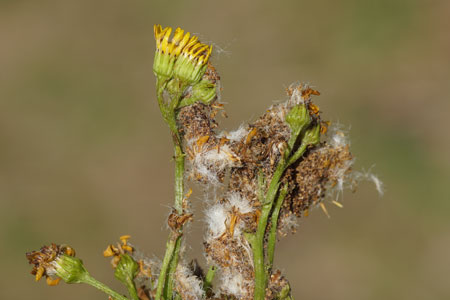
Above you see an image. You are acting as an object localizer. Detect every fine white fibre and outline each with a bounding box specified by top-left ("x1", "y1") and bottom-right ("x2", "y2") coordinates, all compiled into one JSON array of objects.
[
  {"x1": 369, "y1": 173, "x2": 384, "y2": 196},
  {"x1": 353, "y1": 170, "x2": 384, "y2": 197},
  {"x1": 205, "y1": 204, "x2": 228, "y2": 238},
  {"x1": 278, "y1": 213, "x2": 299, "y2": 236},
  {"x1": 323, "y1": 126, "x2": 384, "y2": 201},
  {"x1": 192, "y1": 144, "x2": 238, "y2": 184},
  {"x1": 329, "y1": 128, "x2": 350, "y2": 148},
  {"x1": 175, "y1": 264, "x2": 204, "y2": 300},
  {"x1": 224, "y1": 125, "x2": 248, "y2": 142},
  {"x1": 288, "y1": 84, "x2": 305, "y2": 105},
  {"x1": 227, "y1": 192, "x2": 253, "y2": 214},
  {"x1": 220, "y1": 271, "x2": 248, "y2": 299}
]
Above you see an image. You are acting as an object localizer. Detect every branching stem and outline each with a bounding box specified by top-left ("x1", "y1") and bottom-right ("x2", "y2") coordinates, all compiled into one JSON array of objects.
[{"x1": 251, "y1": 126, "x2": 310, "y2": 300}]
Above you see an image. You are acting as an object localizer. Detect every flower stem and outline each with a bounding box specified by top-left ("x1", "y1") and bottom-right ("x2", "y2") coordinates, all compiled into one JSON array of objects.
[
  {"x1": 124, "y1": 280, "x2": 139, "y2": 300},
  {"x1": 252, "y1": 162, "x2": 284, "y2": 300},
  {"x1": 155, "y1": 144, "x2": 185, "y2": 300},
  {"x1": 267, "y1": 184, "x2": 288, "y2": 269},
  {"x1": 252, "y1": 130, "x2": 310, "y2": 300},
  {"x1": 155, "y1": 236, "x2": 177, "y2": 300},
  {"x1": 155, "y1": 81, "x2": 187, "y2": 300},
  {"x1": 164, "y1": 235, "x2": 182, "y2": 299},
  {"x1": 82, "y1": 274, "x2": 129, "y2": 300}
]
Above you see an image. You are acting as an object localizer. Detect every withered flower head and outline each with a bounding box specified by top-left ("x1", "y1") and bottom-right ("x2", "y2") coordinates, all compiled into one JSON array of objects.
[
  {"x1": 26, "y1": 243, "x2": 87, "y2": 285},
  {"x1": 103, "y1": 235, "x2": 135, "y2": 267},
  {"x1": 103, "y1": 235, "x2": 140, "y2": 286}
]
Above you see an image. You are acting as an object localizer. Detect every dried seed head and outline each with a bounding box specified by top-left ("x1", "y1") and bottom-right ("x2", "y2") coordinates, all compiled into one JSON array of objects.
[
  {"x1": 174, "y1": 264, "x2": 205, "y2": 300},
  {"x1": 26, "y1": 244, "x2": 87, "y2": 285}
]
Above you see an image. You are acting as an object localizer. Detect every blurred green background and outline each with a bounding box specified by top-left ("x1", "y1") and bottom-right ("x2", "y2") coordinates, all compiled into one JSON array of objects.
[{"x1": 1, "y1": 0, "x2": 449, "y2": 299}]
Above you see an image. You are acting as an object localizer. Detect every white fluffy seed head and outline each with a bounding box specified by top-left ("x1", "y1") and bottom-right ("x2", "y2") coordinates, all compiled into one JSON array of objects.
[
  {"x1": 192, "y1": 144, "x2": 238, "y2": 184},
  {"x1": 223, "y1": 125, "x2": 248, "y2": 142},
  {"x1": 205, "y1": 204, "x2": 228, "y2": 239},
  {"x1": 220, "y1": 271, "x2": 249, "y2": 298},
  {"x1": 175, "y1": 264, "x2": 204, "y2": 300},
  {"x1": 288, "y1": 84, "x2": 305, "y2": 105},
  {"x1": 227, "y1": 192, "x2": 253, "y2": 214}
]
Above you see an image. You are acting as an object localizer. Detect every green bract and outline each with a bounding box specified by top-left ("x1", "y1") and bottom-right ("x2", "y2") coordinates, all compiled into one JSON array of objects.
[
  {"x1": 173, "y1": 55, "x2": 208, "y2": 84},
  {"x1": 286, "y1": 104, "x2": 311, "y2": 134},
  {"x1": 53, "y1": 255, "x2": 88, "y2": 284},
  {"x1": 153, "y1": 50, "x2": 176, "y2": 80},
  {"x1": 114, "y1": 254, "x2": 139, "y2": 285}
]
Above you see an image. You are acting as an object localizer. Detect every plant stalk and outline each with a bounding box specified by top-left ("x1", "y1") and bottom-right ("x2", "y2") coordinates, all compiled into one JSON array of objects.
[
  {"x1": 82, "y1": 274, "x2": 129, "y2": 300},
  {"x1": 252, "y1": 135, "x2": 310, "y2": 300},
  {"x1": 155, "y1": 79, "x2": 187, "y2": 300},
  {"x1": 252, "y1": 162, "x2": 284, "y2": 300},
  {"x1": 267, "y1": 185, "x2": 288, "y2": 269}
]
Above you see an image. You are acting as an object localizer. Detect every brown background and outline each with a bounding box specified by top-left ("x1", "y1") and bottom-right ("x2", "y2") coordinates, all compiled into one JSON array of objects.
[{"x1": 1, "y1": 0, "x2": 450, "y2": 299}]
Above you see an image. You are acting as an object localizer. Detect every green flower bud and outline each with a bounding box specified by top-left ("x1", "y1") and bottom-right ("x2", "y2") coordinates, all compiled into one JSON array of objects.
[
  {"x1": 192, "y1": 80, "x2": 216, "y2": 104},
  {"x1": 278, "y1": 283, "x2": 291, "y2": 299},
  {"x1": 53, "y1": 254, "x2": 89, "y2": 284},
  {"x1": 286, "y1": 104, "x2": 311, "y2": 135},
  {"x1": 178, "y1": 80, "x2": 217, "y2": 108},
  {"x1": 303, "y1": 123, "x2": 321, "y2": 146},
  {"x1": 114, "y1": 254, "x2": 139, "y2": 285}
]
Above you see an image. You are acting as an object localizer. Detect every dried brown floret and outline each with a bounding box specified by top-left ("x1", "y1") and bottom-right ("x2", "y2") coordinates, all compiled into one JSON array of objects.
[
  {"x1": 280, "y1": 142, "x2": 353, "y2": 222},
  {"x1": 26, "y1": 243, "x2": 76, "y2": 285},
  {"x1": 266, "y1": 270, "x2": 290, "y2": 300}
]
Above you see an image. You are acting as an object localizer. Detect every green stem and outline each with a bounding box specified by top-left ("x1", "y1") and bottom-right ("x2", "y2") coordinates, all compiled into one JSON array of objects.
[
  {"x1": 286, "y1": 143, "x2": 308, "y2": 167},
  {"x1": 124, "y1": 281, "x2": 139, "y2": 300},
  {"x1": 155, "y1": 87, "x2": 186, "y2": 300},
  {"x1": 174, "y1": 144, "x2": 185, "y2": 213},
  {"x1": 82, "y1": 274, "x2": 129, "y2": 300},
  {"x1": 155, "y1": 235, "x2": 177, "y2": 300},
  {"x1": 267, "y1": 185, "x2": 288, "y2": 270},
  {"x1": 252, "y1": 136, "x2": 311, "y2": 300},
  {"x1": 252, "y1": 162, "x2": 284, "y2": 300},
  {"x1": 164, "y1": 235, "x2": 182, "y2": 299}
]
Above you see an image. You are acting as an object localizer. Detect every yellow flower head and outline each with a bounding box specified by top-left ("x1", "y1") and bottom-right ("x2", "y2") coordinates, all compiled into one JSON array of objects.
[
  {"x1": 179, "y1": 40, "x2": 212, "y2": 67},
  {"x1": 153, "y1": 24, "x2": 212, "y2": 83},
  {"x1": 154, "y1": 25, "x2": 193, "y2": 58}
]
